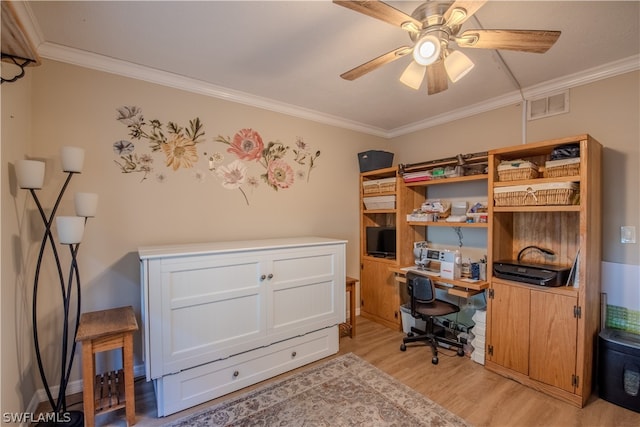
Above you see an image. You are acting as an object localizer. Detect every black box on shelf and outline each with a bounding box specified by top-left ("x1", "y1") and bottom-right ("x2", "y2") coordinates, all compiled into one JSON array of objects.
[
  {"x1": 358, "y1": 150, "x2": 394, "y2": 173},
  {"x1": 598, "y1": 328, "x2": 640, "y2": 413},
  {"x1": 550, "y1": 143, "x2": 580, "y2": 159}
]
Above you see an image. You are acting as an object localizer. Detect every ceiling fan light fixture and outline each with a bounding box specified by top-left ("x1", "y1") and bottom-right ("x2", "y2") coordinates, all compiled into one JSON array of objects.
[
  {"x1": 399, "y1": 61, "x2": 426, "y2": 90},
  {"x1": 413, "y1": 34, "x2": 441, "y2": 66},
  {"x1": 444, "y1": 49, "x2": 474, "y2": 82}
]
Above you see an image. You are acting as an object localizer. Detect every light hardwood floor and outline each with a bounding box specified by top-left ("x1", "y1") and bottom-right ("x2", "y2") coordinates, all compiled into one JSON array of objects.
[{"x1": 76, "y1": 316, "x2": 640, "y2": 426}]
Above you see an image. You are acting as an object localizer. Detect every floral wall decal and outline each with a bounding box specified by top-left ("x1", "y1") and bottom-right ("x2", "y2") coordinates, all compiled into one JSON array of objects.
[{"x1": 113, "y1": 106, "x2": 320, "y2": 205}]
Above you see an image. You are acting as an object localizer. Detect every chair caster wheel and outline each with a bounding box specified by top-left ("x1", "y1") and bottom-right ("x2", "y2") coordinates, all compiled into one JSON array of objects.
[
  {"x1": 432, "y1": 357, "x2": 438, "y2": 365},
  {"x1": 457, "y1": 348, "x2": 465, "y2": 357},
  {"x1": 400, "y1": 344, "x2": 407, "y2": 351}
]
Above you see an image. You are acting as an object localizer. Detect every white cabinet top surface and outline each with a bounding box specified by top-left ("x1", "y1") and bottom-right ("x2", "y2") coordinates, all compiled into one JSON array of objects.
[{"x1": 138, "y1": 236, "x2": 347, "y2": 259}]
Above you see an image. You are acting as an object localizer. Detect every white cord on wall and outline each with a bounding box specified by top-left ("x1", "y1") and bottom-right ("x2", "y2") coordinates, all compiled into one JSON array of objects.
[{"x1": 471, "y1": 16, "x2": 527, "y2": 144}]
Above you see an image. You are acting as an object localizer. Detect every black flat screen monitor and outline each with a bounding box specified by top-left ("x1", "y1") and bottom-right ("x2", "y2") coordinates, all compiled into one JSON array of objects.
[{"x1": 366, "y1": 227, "x2": 396, "y2": 258}]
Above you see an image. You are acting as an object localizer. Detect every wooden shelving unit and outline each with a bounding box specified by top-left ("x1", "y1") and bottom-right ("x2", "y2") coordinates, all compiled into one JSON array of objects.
[
  {"x1": 359, "y1": 167, "x2": 411, "y2": 330},
  {"x1": 485, "y1": 134, "x2": 602, "y2": 408},
  {"x1": 359, "y1": 166, "x2": 490, "y2": 330},
  {"x1": 358, "y1": 135, "x2": 602, "y2": 407}
]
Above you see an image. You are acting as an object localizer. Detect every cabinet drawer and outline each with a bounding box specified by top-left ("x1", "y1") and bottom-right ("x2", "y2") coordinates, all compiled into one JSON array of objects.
[{"x1": 154, "y1": 326, "x2": 339, "y2": 416}]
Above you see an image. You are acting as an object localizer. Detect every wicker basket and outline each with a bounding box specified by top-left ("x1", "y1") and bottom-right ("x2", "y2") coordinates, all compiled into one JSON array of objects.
[
  {"x1": 544, "y1": 158, "x2": 580, "y2": 178},
  {"x1": 362, "y1": 177, "x2": 396, "y2": 194},
  {"x1": 363, "y1": 195, "x2": 396, "y2": 209},
  {"x1": 494, "y1": 182, "x2": 579, "y2": 207},
  {"x1": 497, "y1": 160, "x2": 539, "y2": 181}
]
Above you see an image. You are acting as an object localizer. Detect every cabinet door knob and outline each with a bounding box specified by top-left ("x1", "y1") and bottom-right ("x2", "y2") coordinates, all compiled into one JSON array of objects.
[
  {"x1": 291, "y1": 351, "x2": 297, "y2": 358},
  {"x1": 233, "y1": 370, "x2": 239, "y2": 378},
  {"x1": 267, "y1": 273, "x2": 274, "y2": 280},
  {"x1": 260, "y1": 274, "x2": 266, "y2": 281}
]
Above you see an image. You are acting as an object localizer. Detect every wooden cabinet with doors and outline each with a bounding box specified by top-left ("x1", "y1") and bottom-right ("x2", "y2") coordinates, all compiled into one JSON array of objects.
[
  {"x1": 489, "y1": 279, "x2": 579, "y2": 394},
  {"x1": 360, "y1": 258, "x2": 400, "y2": 328},
  {"x1": 485, "y1": 134, "x2": 602, "y2": 407}
]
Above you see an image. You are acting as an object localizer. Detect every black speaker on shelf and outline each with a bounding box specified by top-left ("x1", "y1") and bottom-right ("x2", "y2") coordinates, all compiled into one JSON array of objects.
[{"x1": 358, "y1": 150, "x2": 393, "y2": 173}]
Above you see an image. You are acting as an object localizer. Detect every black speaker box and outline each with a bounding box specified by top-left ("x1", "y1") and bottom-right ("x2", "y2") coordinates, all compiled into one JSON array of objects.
[{"x1": 358, "y1": 150, "x2": 393, "y2": 173}]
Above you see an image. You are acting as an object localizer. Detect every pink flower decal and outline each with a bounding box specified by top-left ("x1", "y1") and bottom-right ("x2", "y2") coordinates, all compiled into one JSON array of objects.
[
  {"x1": 213, "y1": 129, "x2": 320, "y2": 204},
  {"x1": 228, "y1": 128, "x2": 264, "y2": 161},
  {"x1": 267, "y1": 159, "x2": 294, "y2": 189}
]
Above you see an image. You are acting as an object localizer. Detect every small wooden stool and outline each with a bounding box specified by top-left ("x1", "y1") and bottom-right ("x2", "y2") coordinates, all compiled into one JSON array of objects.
[
  {"x1": 340, "y1": 277, "x2": 358, "y2": 338},
  {"x1": 76, "y1": 306, "x2": 138, "y2": 427}
]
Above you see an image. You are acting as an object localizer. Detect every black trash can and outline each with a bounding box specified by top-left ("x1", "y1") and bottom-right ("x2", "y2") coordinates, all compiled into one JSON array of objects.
[{"x1": 598, "y1": 328, "x2": 640, "y2": 413}]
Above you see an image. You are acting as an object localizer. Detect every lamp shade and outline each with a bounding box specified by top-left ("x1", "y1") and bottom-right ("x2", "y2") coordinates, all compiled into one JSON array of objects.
[
  {"x1": 16, "y1": 160, "x2": 46, "y2": 189},
  {"x1": 413, "y1": 34, "x2": 441, "y2": 66},
  {"x1": 400, "y1": 61, "x2": 426, "y2": 90},
  {"x1": 444, "y1": 50, "x2": 475, "y2": 83},
  {"x1": 61, "y1": 146, "x2": 85, "y2": 173},
  {"x1": 56, "y1": 216, "x2": 85, "y2": 244},
  {"x1": 74, "y1": 192, "x2": 98, "y2": 217}
]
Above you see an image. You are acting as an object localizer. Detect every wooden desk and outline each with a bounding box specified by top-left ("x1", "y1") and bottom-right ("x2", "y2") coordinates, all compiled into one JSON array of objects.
[
  {"x1": 390, "y1": 267, "x2": 488, "y2": 298},
  {"x1": 340, "y1": 276, "x2": 358, "y2": 338},
  {"x1": 76, "y1": 306, "x2": 138, "y2": 427}
]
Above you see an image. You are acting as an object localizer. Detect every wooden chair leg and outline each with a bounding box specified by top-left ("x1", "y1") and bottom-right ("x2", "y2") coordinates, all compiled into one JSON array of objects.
[
  {"x1": 124, "y1": 333, "x2": 136, "y2": 425},
  {"x1": 81, "y1": 342, "x2": 96, "y2": 427}
]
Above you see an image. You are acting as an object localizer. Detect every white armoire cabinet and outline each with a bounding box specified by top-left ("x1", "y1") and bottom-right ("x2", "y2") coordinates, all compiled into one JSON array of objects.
[{"x1": 139, "y1": 237, "x2": 346, "y2": 416}]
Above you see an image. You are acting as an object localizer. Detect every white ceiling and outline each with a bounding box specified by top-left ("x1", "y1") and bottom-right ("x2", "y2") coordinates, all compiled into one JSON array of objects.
[{"x1": 18, "y1": 1, "x2": 640, "y2": 137}]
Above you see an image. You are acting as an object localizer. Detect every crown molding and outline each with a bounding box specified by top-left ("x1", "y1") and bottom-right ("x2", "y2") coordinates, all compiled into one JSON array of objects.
[
  {"x1": 37, "y1": 42, "x2": 390, "y2": 138},
  {"x1": 36, "y1": 41, "x2": 638, "y2": 140},
  {"x1": 387, "y1": 90, "x2": 524, "y2": 138},
  {"x1": 521, "y1": 54, "x2": 640, "y2": 100},
  {"x1": 389, "y1": 54, "x2": 640, "y2": 138}
]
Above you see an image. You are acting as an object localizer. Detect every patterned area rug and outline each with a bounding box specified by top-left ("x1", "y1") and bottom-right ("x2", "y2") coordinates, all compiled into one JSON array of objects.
[{"x1": 166, "y1": 353, "x2": 470, "y2": 426}]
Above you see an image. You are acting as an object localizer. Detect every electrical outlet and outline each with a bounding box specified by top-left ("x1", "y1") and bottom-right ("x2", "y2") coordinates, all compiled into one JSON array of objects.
[{"x1": 621, "y1": 226, "x2": 636, "y2": 244}]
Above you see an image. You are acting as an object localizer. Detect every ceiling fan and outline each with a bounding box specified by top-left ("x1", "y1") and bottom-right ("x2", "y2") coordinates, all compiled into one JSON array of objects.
[{"x1": 334, "y1": 0, "x2": 561, "y2": 95}]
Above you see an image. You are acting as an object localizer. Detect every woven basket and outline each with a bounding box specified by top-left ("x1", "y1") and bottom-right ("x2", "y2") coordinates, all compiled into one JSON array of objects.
[
  {"x1": 494, "y1": 182, "x2": 579, "y2": 206},
  {"x1": 363, "y1": 195, "x2": 396, "y2": 209},
  {"x1": 544, "y1": 158, "x2": 580, "y2": 178},
  {"x1": 497, "y1": 160, "x2": 539, "y2": 181},
  {"x1": 362, "y1": 177, "x2": 396, "y2": 194},
  {"x1": 363, "y1": 185, "x2": 379, "y2": 194}
]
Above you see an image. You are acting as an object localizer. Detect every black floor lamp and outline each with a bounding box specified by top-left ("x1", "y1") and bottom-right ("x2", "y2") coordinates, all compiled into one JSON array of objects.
[{"x1": 16, "y1": 147, "x2": 97, "y2": 427}]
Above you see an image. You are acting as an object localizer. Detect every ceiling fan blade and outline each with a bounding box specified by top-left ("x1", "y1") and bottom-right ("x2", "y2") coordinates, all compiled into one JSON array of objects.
[
  {"x1": 333, "y1": 0, "x2": 422, "y2": 30},
  {"x1": 340, "y1": 46, "x2": 412, "y2": 81},
  {"x1": 444, "y1": 0, "x2": 488, "y2": 27},
  {"x1": 457, "y1": 29, "x2": 561, "y2": 53},
  {"x1": 426, "y1": 60, "x2": 448, "y2": 95}
]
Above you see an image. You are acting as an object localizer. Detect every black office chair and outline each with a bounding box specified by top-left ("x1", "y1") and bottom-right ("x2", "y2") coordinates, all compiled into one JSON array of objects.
[{"x1": 400, "y1": 272, "x2": 465, "y2": 364}]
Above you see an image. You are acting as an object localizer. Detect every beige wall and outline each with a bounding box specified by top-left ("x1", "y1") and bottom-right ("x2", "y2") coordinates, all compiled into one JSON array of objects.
[
  {"x1": 2, "y1": 59, "x2": 387, "y2": 415},
  {"x1": 2, "y1": 59, "x2": 638, "y2": 416},
  {"x1": 392, "y1": 71, "x2": 640, "y2": 265},
  {"x1": 1, "y1": 74, "x2": 38, "y2": 418},
  {"x1": 526, "y1": 72, "x2": 639, "y2": 265}
]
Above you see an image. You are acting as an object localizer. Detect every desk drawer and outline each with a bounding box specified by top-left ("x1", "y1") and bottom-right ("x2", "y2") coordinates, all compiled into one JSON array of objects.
[{"x1": 154, "y1": 326, "x2": 338, "y2": 416}]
